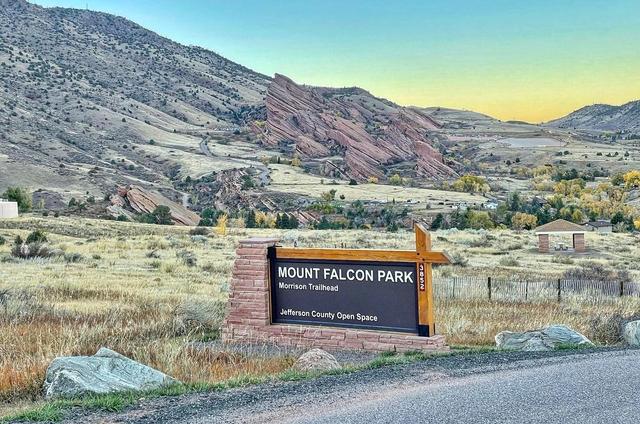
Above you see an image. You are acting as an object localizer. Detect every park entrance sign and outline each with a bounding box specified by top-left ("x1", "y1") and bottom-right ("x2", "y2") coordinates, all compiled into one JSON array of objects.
[
  {"x1": 271, "y1": 259, "x2": 419, "y2": 332},
  {"x1": 222, "y1": 224, "x2": 451, "y2": 352}
]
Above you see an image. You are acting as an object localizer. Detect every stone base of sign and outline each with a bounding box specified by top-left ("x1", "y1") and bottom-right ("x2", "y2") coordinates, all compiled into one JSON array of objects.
[{"x1": 221, "y1": 237, "x2": 448, "y2": 353}]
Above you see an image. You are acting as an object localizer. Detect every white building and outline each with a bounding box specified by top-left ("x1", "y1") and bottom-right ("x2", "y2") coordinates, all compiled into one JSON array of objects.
[{"x1": 0, "y1": 199, "x2": 19, "y2": 218}]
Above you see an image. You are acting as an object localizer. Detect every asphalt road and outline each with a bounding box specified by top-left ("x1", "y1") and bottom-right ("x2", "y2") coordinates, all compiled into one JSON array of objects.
[
  {"x1": 63, "y1": 349, "x2": 640, "y2": 424},
  {"x1": 264, "y1": 350, "x2": 640, "y2": 424}
]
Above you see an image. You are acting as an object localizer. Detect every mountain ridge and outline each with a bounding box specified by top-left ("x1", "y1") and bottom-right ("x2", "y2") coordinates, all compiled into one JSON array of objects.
[{"x1": 545, "y1": 100, "x2": 640, "y2": 132}]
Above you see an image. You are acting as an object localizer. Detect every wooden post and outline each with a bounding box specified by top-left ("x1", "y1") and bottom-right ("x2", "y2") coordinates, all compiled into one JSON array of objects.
[
  {"x1": 415, "y1": 224, "x2": 435, "y2": 337},
  {"x1": 557, "y1": 278, "x2": 562, "y2": 302},
  {"x1": 487, "y1": 277, "x2": 492, "y2": 300},
  {"x1": 620, "y1": 280, "x2": 624, "y2": 297}
]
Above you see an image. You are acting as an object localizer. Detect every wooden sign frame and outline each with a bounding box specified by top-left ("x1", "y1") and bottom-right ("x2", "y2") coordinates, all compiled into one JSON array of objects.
[{"x1": 272, "y1": 224, "x2": 449, "y2": 337}]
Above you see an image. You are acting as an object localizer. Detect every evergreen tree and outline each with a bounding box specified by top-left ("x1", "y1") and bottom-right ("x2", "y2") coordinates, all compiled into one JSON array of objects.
[
  {"x1": 430, "y1": 213, "x2": 444, "y2": 230},
  {"x1": 245, "y1": 209, "x2": 256, "y2": 228}
]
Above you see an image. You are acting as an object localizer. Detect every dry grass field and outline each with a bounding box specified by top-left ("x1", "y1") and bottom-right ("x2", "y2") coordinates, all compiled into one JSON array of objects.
[
  {"x1": 1, "y1": 216, "x2": 640, "y2": 415},
  {"x1": 267, "y1": 164, "x2": 487, "y2": 208}
]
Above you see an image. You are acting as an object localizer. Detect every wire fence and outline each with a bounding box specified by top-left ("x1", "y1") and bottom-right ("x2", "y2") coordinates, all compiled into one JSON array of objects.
[{"x1": 434, "y1": 276, "x2": 640, "y2": 301}]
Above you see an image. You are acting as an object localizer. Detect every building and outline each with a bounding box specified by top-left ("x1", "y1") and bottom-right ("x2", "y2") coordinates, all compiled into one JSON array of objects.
[
  {"x1": 584, "y1": 220, "x2": 613, "y2": 233},
  {"x1": 0, "y1": 199, "x2": 19, "y2": 218},
  {"x1": 534, "y1": 219, "x2": 586, "y2": 253}
]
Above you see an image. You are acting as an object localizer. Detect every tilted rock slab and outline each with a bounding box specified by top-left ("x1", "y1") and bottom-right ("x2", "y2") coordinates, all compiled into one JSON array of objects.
[
  {"x1": 258, "y1": 74, "x2": 457, "y2": 181},
  {"x1": 44, "y1": 348, "x2": 178, "y2": 398},
  {"x1": 623, "y1": 320, "x2": 640, "y2": 346},
  {"x1": 495, "y1": 325, "x2": 594, "y2": 352},
  {"x1": 292, "y1": 348, "x2": 342, "y2": 373},
  {"x1": 110, "y1": 185, "x2": 200, "y2": 226}
]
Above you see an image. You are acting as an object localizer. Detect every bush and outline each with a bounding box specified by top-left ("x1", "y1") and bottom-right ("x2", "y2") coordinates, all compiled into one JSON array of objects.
[
  {"x1": 64, "y1": 252, "x2": 84, "y2": 263},
  {"x1": 11, "y1": 242, "x2": 60, "y2": 259},
  {"x1": 0, "y1": 235, "x2": 5, "y2": 246},
  {"x1": 177, "y1": 250, "x2": 197, "y2": 267},
  {"x1": 498, "y1": 256, "x2": 520, "y2": 267},
  {"x1": 448, "y1": 251, "x2": 468, "y2": 267},
  {"x1": 25, "y1": 229, "x2": 47, "y2": 244},
  {"x1": 173, "y1": 299, "x2": 227, "y2": 337},
  {"x1": 189, "y1": 226, "x2": 210, "y2": 236}
]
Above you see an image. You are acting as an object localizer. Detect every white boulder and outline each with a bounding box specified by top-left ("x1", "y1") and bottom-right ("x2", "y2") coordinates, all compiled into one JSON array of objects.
[
  {"x1": 292, "y1": 348, "x2": 341, "y2": 373},
  {"x1": 623, "y1": 320, "x2": 640, "y2": 346},
  {"x1": 496, "y1": 325, "x2": 594, "y2": 351},
  {"x1": 44, "y1": 347, "x2": 178, "y2": 398}
]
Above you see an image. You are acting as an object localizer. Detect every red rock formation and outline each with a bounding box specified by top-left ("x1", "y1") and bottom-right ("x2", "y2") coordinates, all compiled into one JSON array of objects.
[
  {"x1": 258, "y1": 74, "x2": 456, "y2": 180},
  {"x1": 110, "y1": 185, "x2": 200, "y2": 226}
]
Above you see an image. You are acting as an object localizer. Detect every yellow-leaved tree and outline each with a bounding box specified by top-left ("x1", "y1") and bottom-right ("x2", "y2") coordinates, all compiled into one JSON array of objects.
[
  {"x1": 216, "y1": 214, "x2": 228, "y2": 236},
  {"x1": 623, "y1": 170, "x2": 640, "y2": 189},
  {"x1": 511, "y1": 212, "x2": 538, "y2": 231}
]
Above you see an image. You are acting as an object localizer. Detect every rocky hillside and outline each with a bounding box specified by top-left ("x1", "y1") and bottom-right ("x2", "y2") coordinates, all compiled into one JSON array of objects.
[
  {"x1": 256, "y1": 74, "x2": 456, "y2": 181},
  {"x1": 546, "y1": 100, "x2": 640, "y2": 133},
  {"x1": 0, "y1": 0, "x2": 269, "y2": 203}
]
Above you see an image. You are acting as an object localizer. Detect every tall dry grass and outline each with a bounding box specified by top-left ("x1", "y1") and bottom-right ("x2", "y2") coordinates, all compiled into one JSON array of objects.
[{"x1": 0, "y1": 216, "x2": 639, "y2": 410}]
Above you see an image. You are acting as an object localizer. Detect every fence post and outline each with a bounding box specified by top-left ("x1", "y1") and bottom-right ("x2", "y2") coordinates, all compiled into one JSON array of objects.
[
  {"x1": 452, "y1": 278, "x2": 456, "y2": 299},
  {"x1": 557, "y1": 279, "x2": 561, "y2": 302},
  {"x1": 525, "y1": 281, "x2": 529, "y2": 301},
  {"x1": 620, "y1": 281, "x2": 624, "y2": 297},
  {"x1": 487, "y1": 277, "x2": 492, "y2": 300}
]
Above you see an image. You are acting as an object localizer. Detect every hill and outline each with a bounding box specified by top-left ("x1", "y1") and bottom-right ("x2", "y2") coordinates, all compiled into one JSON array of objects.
[
  {"x1": 0, "y1": 0, "x2": 269, "y2": 206},
  {"x1": 545, "y1": 100, "x2": 640, "y2": 133}
]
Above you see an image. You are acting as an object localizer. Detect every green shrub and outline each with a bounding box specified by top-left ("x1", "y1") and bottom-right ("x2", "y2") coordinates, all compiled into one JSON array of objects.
[
  {"x1": 2, "y1": 187, "x2": 32, "y2": 212},
  {"x1": 26, "y1": 230, "x2": 47, "y2": 244}
]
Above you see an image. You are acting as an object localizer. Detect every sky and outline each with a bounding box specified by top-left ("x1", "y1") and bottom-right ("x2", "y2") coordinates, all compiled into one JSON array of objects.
[{"x1": 32, "y1": 0, "x2": 640, "y2": 123}]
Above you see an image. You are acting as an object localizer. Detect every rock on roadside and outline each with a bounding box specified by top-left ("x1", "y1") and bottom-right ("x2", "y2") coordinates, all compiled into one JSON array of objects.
[
  {"x1": 44, "y1": 347, "x2": 179, "y2": 398},
  {"x1": 292, "y1": 348, "x2": 342, "y2": 373},
  {"x1": 623, "y1": 320, "x2": 640, "y2": 346},
  {"x1": 495, "y1": 325, "x2": 594, "y2": 352}
]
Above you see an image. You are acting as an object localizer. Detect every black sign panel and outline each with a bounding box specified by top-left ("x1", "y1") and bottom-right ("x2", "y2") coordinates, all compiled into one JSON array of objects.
[{"x1": 270, "y1": 255, "x2": 418, "y2": 333}]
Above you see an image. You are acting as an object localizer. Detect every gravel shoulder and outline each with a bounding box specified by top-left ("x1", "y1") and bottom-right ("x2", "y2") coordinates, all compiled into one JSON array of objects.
[{"x1": 56, "y1": 347, "x2": 637, "y2": 424}]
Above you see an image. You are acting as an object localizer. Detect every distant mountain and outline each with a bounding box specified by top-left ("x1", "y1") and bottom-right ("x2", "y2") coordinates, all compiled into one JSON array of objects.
[
  {"x1": 0, "y1": 0, "x2": 269, "y2": 203},
  {"x1": 546, "y1": 100, "x2": 640, "y2": 132},
  {"x1": 256, "y1": 74, "x2": 456, "y2": 181}
]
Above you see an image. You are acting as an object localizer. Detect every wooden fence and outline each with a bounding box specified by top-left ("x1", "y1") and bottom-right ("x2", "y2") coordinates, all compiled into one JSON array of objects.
[{"x1": 434, "y1": 276, "x2": 640, "y2": 301}]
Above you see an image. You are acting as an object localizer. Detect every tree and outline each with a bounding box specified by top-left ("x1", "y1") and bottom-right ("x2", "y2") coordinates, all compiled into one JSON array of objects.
[
  {"x1": 389, "y1": 174, "x2": 403, "y2": 186},
  {"x1": 291, "y1": 155, "x2": 302, "y2": 167},
  {"x1": 451, "y1": 175, "x2": 490, "y2": 193},
  {"x1": 216, "y1": 213, "x2": 228, "y2": 235},
  {"x1": 623, "y1": 170, "x2": 640, "y2": 189},
  {"x1": 289, "y1": 214, "x2": 299, "y2": 229},
  {"x1": 634, "y1": 217, "x2": 640, "y2": 231},
  {"x1": 321, "y1": 189, "x2": 337, "y2": 202},
  {"x1": 430, "y1": 213, "x2": 444, "y2": 230},
  {"x1": 153, "y1": 205, "x2": 173, "y2": 225},
  {"x1": 467, "y1": 210, "x2": 495, "y2": 229},
  {"x1": 245, "y1": 209, "x2": 256, "y2": 228},
  {"x1": 199, "y1": 208, "x2": 220, "y2": 226},
  {"x1": 3, "y1": 187, "x2": 32, "y2": 212},
  {"x1": 511, "y1": 212, "x2": 538, "y2": 230},
  {"x1": 367, "y1": 176, "x2": 378, "y2": 184}
]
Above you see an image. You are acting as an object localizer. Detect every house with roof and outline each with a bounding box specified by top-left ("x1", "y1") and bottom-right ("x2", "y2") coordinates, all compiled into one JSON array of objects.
[
  {"x1": 534, "y1": 219, "x2": 586, "y2": 253},
  {"x1": 584, "y1": 220, "x2": 613, "y2": 233}
]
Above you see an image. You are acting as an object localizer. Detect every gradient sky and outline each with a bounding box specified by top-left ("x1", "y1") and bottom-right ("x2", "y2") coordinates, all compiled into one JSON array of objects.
[{"x1": 32, "y1": 0, "x2": 640, "y2": 122}]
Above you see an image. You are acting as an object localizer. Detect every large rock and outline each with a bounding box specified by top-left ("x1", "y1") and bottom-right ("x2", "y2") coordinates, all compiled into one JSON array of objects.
[
  {"x1": 256, "y1": 74, "x2": 456, "y2": 181},
  {"x1": 44, "y1": 348, "x2": 178, "y2": 398},
  {"x1": 110, "y1": 185, "x2": 200, "y2": 226},
  {"x1": 292, "y1": 348, "x2": 341, "y2": 373},
  {"x1": 495, "y1": 325, "x2": 594, "y2": 352},
  {"x1": 623, "y1": 320, "x2": 640, "y2": 346}
]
